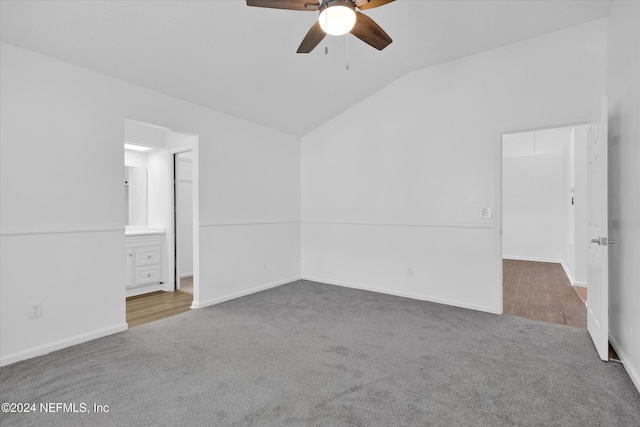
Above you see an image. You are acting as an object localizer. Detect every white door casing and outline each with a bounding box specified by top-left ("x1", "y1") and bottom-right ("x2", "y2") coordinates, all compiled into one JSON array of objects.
[{"x1": 587, "y1": 97, "x2": 609, "y2": 361}]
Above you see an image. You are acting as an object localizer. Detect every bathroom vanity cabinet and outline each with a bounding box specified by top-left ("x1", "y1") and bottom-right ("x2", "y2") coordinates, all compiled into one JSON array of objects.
[{"x1": 125, "y1": 233, "x2": 164, "y2": 295}]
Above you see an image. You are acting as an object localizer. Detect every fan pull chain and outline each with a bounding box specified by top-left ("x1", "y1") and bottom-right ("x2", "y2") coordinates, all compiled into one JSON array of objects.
[
  {"x1": 346, "y1": 33, "x2": 349, "y2": 70},
  {"x1": 325, "y1": 11, "x2": 329, "y2": 55}
]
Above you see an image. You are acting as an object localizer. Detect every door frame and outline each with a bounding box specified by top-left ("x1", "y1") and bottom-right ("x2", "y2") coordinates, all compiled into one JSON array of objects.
[
  {"x1": 169, "y1": 141, "x2": 199, "y2": 308},
  {"x1": 496, "y1": 116, "x2": 593, "y2": 315}
]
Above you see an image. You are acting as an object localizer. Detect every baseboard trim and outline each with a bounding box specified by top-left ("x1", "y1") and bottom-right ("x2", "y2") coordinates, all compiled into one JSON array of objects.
[
  {"x1": 301, "y1": 275, "x2": 501, "y2": 315},
  {"x1": 179, "y1": 273, "x2": 193, "y2": 279},
  {"x1": 609, "y1": 334, "x2": 640, "y2": 394},
  {"x1": 126, "y1": 283, "x2": 166, "y2": 298},
  {"x1": 0, "y1": 323, "x2": 128, "y2": 367},
  {"x1": 191, "y1": 276, "x2": 301, "y2": 309},
  {"x1": 302, "y1": 220, "x2": 495, "y2": 229},
  {"x1": 559, "y1": 262, "x2": 588, "y2": 288},
  {"x1": 503, "y1": 256, "x2": 563, "y2": 264},
  {"x1": 560, "y1": 261, "x2": 577, "y2": 286}
]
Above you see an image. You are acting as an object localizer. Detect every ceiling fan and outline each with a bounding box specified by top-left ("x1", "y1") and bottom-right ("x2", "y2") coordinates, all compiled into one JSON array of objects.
[{"x1": 246, "y1": 0, "x2": 394, "y2": 53}]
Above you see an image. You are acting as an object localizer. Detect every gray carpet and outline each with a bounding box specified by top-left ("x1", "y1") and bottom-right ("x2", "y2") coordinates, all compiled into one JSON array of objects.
[{"x1": 1, "y1": 280, "x2": 638, "y2": 426}]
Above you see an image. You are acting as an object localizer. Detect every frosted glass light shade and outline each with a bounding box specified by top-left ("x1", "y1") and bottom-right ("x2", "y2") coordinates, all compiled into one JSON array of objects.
[{"x1": 319, "y1": 4, "x2": 356, "y2": 36}]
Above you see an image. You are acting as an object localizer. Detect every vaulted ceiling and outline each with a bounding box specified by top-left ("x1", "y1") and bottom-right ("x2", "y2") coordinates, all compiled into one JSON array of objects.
[{"x1": 0, "y1": 0, "x2": 612, "y2": 136}]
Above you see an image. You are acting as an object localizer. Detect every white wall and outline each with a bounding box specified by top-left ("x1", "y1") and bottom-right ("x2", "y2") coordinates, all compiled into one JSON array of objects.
[
  {"x1": 558, "y1": 125, "x2": 589, "y2": 287},
  {"x1": 503, "y1": 151, "x2": 565, "y2": 262},
  {"x1": 0, "y1": 42, "x2": 300, "y2": 365},
  {"x1": 126, "y1": 166, "x2": 148, "y2": 226},
  {"x1": 562, "y1": 128, "x2": 576, "y2": 275},
  {"x1": 146, "y1": 148, "x2": 173, "y2": 290},
  {"x1": 573, "y1": 125, "x2": 589, "y2": 285},
  {"x1": 607, "y1": 0, "x2": 640, "y2": 392},
  {"x1": 124, "y1": 150, "x2": 148, "y2": 168},
  {"x1": 301, "y1": 19, "x2": 606, "y2": 314}
]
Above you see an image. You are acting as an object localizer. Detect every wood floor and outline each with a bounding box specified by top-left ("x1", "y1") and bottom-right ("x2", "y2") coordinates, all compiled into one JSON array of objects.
[
  {"x1": 503, "y1": 259, "x2": 587, "y2": 328},
  {"x1": 126, "y1": 290, "x2": 193, "y2": 328},
  {"x1": 574, "y1": 285, "x2": 588, "y2": 304}
]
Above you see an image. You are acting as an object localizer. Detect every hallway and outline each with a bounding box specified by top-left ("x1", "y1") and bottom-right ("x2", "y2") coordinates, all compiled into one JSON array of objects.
[{"x1": 503, "y1": 259, "x2": 587, "y2": 328}]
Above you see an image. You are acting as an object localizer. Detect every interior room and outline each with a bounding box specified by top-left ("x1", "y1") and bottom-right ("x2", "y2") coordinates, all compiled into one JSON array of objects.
[
  {"x1": 0, "y1": 0, "x2": 638, "y2": 425},
  {"x1": 122, "y1": 120, "x2": 198, "y2": 326},
  {"x1": 502, "y1": 126, "x2": 590, "y2": 328}
]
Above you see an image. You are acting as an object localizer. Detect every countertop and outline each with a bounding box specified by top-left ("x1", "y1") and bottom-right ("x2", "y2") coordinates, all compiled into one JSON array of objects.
[{"x1": 125, "y1": 228, "x2": 166, "y2": 236}]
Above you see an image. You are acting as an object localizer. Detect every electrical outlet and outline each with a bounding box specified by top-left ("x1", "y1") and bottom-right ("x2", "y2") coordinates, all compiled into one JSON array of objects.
[
  {"x1": 407, "y1": 267, "x2": 413, "y2": 277},
  {"x1": 28, "y1": 302, "x2": 42, "y2": 319}
]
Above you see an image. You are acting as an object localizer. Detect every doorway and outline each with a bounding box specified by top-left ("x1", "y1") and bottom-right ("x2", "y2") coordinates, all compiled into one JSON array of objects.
[
  {"x1": 124, "y1": 119, "x2": 199, "y2": 327},
  {"x1": 501, "y1": 125, "x2": 589, "y2": 328}
]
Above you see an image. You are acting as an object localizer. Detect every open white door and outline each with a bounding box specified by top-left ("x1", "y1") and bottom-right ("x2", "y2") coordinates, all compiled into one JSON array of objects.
[{"x1": 587, "y1": 97, "x2": 609, "y2": 361}]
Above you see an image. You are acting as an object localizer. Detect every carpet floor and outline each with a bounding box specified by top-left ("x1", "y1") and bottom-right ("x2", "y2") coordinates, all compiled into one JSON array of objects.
[{"x1": 1, "y1": 280, "x2": 638, "y2": 426}]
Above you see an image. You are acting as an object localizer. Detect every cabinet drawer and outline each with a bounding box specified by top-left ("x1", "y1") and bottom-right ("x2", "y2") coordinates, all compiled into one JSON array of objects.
[
  {"x1": 135, "y1": 265, "x2": 161, "y2": 285},
  {"x1": 136, "y1": 246, "x2": 160, "y2": 266}
]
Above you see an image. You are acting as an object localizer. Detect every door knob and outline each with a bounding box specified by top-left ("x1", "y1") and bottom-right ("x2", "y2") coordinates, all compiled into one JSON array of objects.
[{"x1": 591, "y1": 238, "x2": 601, "y2": 244}]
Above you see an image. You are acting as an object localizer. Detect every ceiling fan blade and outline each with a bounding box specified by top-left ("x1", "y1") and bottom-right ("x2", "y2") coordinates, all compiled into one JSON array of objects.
[
  {"x1": 297, "y1": 21, "x2": 326, "y2": 53},
  {"x1": 355, "y1": 0, "x2": 395, "y2": 11},
  {"x1": 350, "y1": 12, "x2": 392, "y2": 51},
  {"x1": 246, "y1": 0, "x2": 319, "y2": 11}
]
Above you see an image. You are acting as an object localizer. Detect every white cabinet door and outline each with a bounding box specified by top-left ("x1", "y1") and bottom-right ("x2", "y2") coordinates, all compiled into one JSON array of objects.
[{"x1": 125, "y1": 235, "x2": 163, "y2": 292}]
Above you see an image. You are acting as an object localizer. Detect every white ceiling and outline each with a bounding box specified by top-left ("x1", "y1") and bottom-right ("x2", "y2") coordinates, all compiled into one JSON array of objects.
[{"x1": 0, "y1": 0, "x2": 612, "y2": 136}]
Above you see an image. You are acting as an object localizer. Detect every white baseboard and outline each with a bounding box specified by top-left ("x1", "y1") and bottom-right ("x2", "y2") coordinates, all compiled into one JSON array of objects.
[
  {"x1": 0, "y1": 323, "x2": 128, "y2": 367},
  {"x1": 609, "y1": 334, "x2": 640, "y2": 394},
  {"x1": 126, "y1": 283, "x2": 166, "y2": 297},
  {"x1": 503, "y1": 255, "x2": 563, "y2": 264},
  {"x1": 179, "y1": 273, "x2": 193, "y2": 279},
  {"x1": 559, "y1": 262, "x2": 588, "y2": 287},
  {"x1": 560, "y1": 261, "x2": 577, "y2": 286},
  {"x1": 301, "y1": 275, "x2": 501, "y2": 315},
  {"x1": 191, "y1": 276, "x2": 301, "y2": 309}
]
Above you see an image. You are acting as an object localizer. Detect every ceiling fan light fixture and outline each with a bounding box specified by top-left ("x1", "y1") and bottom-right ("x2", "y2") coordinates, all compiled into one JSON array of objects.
[{"x1": 319, "y1": 0, "x2": 356, "y2": 36}]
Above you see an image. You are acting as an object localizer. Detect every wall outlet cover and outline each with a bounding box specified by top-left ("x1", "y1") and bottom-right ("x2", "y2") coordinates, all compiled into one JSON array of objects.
[{"x1": 29, "y1": 302, "x2": 42, "y2": 319}]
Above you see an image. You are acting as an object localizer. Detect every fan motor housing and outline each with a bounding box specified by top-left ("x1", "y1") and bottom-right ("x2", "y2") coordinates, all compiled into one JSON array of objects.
[{"x1": 319, "y1": 0, "x2": 356, "y2": 14}]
